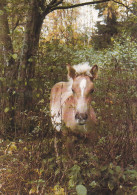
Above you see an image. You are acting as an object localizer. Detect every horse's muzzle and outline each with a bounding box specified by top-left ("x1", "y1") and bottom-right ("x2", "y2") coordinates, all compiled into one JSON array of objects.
[{"x1": 75, "y1": 112, "x2": 88, "y2": 125}]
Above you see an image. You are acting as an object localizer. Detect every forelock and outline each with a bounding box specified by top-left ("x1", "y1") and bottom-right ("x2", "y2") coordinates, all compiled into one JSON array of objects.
[{"x1": 73, "y1": 62, "x2": 92, "y2": 77}]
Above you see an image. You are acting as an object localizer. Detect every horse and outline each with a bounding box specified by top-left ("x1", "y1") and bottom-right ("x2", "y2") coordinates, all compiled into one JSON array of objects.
[{"x1": 50, "y1": 62, "x2": 98, "y2": 137}]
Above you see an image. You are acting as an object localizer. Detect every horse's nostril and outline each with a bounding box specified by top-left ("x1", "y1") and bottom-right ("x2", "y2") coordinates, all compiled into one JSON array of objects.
[
  {"x1": 83, "y1": 113, "x2": 88, "y2": 120},
  {"x1": 75, "y1": 113, "x2": 88, "y2": 120},
  {"x1": 75, "y1": 113, "x2": 79, "y2": 120}
]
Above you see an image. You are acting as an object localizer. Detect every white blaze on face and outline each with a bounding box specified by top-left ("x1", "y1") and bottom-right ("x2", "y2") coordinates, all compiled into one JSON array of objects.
[
  {"x1": 76, "y1": 78, "x2": 87, "y2": 113},
  {"x1": 80, "y1": 79, "x2": 87, "y2": 97}
]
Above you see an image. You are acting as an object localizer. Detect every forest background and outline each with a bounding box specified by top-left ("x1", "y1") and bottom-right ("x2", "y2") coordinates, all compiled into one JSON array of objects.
[{"x1": 0, "y1": 0, "x2": 137, "y2": 194}]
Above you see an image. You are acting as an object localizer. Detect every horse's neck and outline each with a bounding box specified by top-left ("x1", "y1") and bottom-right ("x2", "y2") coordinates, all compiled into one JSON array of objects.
[{"x1": 61, "y1": 81, "x2": 73, "y2": 105}]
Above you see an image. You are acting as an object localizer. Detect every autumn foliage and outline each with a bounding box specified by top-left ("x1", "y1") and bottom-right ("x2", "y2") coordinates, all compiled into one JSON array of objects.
[{"x1": 0, "y1": 0, "x2": 137, "y2": 194}]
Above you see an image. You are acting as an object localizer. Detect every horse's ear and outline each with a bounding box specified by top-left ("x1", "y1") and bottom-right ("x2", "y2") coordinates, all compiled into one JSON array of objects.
[
  {"x1": 67, "y1": 64, "x2": 76, "y2": 79},
  {"x1": 90, "y1": 65, "x2": 98, "y2": 80}
]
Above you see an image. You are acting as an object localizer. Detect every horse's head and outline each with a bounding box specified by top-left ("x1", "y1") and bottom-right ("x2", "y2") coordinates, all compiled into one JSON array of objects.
[{"x1": 67, "y1": 64, "x2": 98, "y2": 125}]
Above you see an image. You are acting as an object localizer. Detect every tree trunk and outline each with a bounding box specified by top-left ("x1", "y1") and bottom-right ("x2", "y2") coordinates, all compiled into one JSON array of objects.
[
  {"x1": 19, "y1": 0, "x2": 45, "y2": 110},
  {"x1": 0, "y1": 0, "x2": 17, "y2": 132},
  {"x1": 0, "y1": 0, "x2": 15, "y2": 77}
]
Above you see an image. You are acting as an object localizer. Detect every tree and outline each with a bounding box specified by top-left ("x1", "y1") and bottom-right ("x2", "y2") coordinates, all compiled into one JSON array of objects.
[
  {"x1": 92, "y1": 1, "x2": 119, "y2": 49},
  {"x1": 43, "y1": 6, "x2": 80, "y2": 45},
  {"x1": 120, "y1": 1, "x2": 137, "y2": 38},
  {"x1": 92, "y1": 0, "x2": 137, "y2": 49}
]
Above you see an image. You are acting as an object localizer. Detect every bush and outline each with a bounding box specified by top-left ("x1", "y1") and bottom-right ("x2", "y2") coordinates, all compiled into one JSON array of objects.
[{"x1": 0, "y1": 34, "x2": 136, "y2": 194}]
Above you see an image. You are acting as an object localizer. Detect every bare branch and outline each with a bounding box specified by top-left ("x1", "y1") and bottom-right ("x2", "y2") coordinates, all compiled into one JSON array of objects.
[
  {"x1": 49, "y1": 0, "x2": 58, "y2": 6},
  {"x1": 12, "y1": 18, "x2": 20, "y2": 32},
  {"x1": 42, "y1": 0, "x2": 63, "y2": 17},
  {"x1": 51, "y1": 0, "x2": 110, "y2": 11},
  {"x1": 51, "y1": 0, "x2": 63, "y2": 8},
  {"x1": 112, "y1": 0, "x2": 132, "y2": 12}
]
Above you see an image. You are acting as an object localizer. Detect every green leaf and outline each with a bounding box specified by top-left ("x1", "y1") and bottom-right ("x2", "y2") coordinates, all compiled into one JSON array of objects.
[
  {"x1": 12, "y1": 54, "x2": 17, "y2": 59},
  {"x1": 90, "y1": 181, "x2": 97, "y2": 188},
  {"x1": 38, "y1": 99, "x2": 44, "y2": 104},
  {"x1": 0, "y1": 77, "x2": 5, "y2": 81},
  {"x1": 116, "y1": 166, "x2": 121, "y2": 173},
  {"x1": 91, "y1": 101, "x2": 96, "y2": 106},
  {"x1": 133, "y1": 186, "x2": 137, "y2": 190},
  {"x1": 28, "y1": 58, "x2": 33, "y2": 62},
  {"x1": 101, "y1": 166, "x2": 107, "y2": 172},
  {"x1": 76, "y1": 185, "x2": 87, "y2": 195},
  {"x1": 0, "y1": 10, "x2": 4, "y2": 16},
  {"x1": 109, "y1": 169, "x2": 114, "y2": 175},
  {"x1": 108, "y1": 181, "x2": 114, "y2": 191}
]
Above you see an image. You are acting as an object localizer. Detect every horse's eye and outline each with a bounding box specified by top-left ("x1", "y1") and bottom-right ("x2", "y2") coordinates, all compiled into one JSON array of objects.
[
  {"x1": 72, "y1": 89, "x2": 75, "y2": 93},
  {"x1": 90, "y1": 89, "x2": 94, "y2": 94}
]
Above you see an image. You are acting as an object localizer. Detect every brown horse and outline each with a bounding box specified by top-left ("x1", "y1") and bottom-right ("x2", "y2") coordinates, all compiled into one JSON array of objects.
[{"x1": 50, "y1": 62, "x2": 98, "y2": 137}]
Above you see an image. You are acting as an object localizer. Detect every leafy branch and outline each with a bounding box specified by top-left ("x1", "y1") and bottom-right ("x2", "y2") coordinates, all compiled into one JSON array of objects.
[
  {"x1": 51, "y1": 0, "x2": 110, "y2": 11},
  {"x1": 49, "y1": 0, "x2": 131, "y2": 12}
]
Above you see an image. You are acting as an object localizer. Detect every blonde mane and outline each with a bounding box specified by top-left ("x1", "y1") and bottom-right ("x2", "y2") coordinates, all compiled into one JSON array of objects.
[{"x1": 68, "y1": 62, "x2": 92, "y2": 81}]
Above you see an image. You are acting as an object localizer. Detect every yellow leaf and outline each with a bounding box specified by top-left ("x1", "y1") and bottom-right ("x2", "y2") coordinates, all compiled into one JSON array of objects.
[
  {"x1": 4, "y1": 107, "x2": 10, "y2": 113},
  {"x1": 6, "y1": 142, "x2": 17, "y2": 154},
  {"x1": 29, "y1": 186, "x2": 37, "y2": 194},
  {"x1": 23, "y1": 147, "x2": 28, "y2": 151},
  {"x1": 53, "y1": 185, "x2": 65, "y2": 195},
  {"x1": 36, "y1": 94, "x2": 40, "y2": 98}
]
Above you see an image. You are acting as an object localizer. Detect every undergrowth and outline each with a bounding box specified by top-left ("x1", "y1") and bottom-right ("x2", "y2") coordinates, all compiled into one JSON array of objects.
[{"x1": 0, "y1": 34, "x2": 137, "y2": 194}]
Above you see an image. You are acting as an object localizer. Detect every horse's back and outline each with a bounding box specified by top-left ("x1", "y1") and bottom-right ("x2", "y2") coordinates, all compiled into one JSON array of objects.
[
  {"x1": 50, "y1": 81, "x2": 72, "y2": 131},
  {"x1": 50, "y1": 81, "x2": 71, "y2": 107}
]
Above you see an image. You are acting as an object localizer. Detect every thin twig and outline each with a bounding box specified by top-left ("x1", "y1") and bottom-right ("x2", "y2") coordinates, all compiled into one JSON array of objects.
[
  {"x1": 51, "y1": 0, "x2": 110, "y2": 11},
  {"x1": 112, "y1": 0, "x2": 132, "y2": 12}
]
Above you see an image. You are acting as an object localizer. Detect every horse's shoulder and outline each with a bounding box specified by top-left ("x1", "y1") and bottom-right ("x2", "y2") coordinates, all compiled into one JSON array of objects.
[
  {"x1": 51, "y1": 81, "x2": 71, "y2": 95},
  {"x1": 51, "y1": 82, "x2": 63, "y2": 94},
  {"x1": 52, "y1": 81, "x2": 66, "y2": 90}
]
